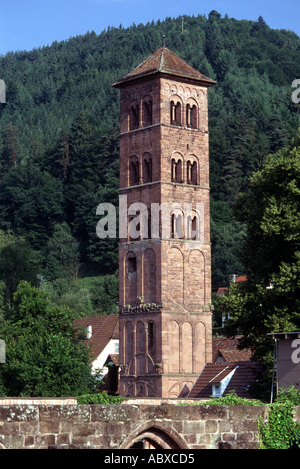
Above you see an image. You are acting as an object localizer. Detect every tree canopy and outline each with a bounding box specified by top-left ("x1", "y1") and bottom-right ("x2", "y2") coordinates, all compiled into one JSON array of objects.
[
  {"x1": 0, "y1": 281, "x2": 95, "y2": 397},
  {"x1": 0, "y1": 14, "x2": 299, "y2": 396},
  {"x1": 222, "y1": 133, "x2": 300, "y2": 394},
  {"x1": 0, "y1": 13, "x2": 299, "y2": 291}
]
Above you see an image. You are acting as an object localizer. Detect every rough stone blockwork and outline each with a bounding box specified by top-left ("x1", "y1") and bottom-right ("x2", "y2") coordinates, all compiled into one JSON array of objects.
[{"x1": 1, "y1": 403, "x2": 298, "y2": 449}]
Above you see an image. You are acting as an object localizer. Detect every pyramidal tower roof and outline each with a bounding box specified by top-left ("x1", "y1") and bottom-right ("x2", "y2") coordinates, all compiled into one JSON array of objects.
[{"x1": 113, "y1": 39, "x2": 216, "y2": 88}]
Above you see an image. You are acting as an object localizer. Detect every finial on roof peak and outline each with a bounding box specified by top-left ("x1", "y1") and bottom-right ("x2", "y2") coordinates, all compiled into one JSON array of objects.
[{"x1": 162, "y1": 35, "x2": 166, "y2": 48}]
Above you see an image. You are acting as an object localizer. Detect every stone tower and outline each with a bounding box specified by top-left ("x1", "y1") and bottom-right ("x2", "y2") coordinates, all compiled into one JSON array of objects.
[{"x1": 112, "y1": 41, "x2": 216, "y2": 398}]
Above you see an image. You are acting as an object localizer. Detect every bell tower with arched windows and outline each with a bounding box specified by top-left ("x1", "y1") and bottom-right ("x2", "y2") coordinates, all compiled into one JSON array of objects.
[{"x1": 113, "y1": 40, "x2": 216, "y2": 398}]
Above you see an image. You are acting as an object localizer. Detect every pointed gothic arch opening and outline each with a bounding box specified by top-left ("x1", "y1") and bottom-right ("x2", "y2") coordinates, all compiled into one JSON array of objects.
[{"x1": 120, "y1": 423, "x2": 189, "y2": 449}]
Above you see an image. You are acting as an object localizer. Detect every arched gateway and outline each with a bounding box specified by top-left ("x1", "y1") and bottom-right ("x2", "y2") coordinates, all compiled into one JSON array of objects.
[{"x1": 120, "y1": 422, "x2": 189, "y2": 449}]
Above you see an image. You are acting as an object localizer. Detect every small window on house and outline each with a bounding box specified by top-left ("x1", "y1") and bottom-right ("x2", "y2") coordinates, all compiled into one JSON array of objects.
[
  {"x1": 86, "y1": 325, "x2": 92, "y2": 339},
  {"x1": 212, "y1": 384, "x2": 222, "y2": 397}
]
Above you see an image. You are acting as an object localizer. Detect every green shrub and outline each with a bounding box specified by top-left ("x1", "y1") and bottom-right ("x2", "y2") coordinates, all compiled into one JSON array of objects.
[
  {"x1": 258, "y1": 387, "x2": 300, "y2": 449},
  {"x1": 178, "y1": 390, "x2": 264, "y2": 406},
  {"x1": 77, "y1": 391, "x2": 125, "y2": 405}
]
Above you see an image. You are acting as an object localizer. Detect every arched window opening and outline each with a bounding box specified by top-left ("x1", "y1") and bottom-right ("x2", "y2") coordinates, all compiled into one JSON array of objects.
[
  {"x1": 171, "y1": 212, "x2": 183, "y2": 239},
  {"x1": 186, "y1": 213, "x2": 199, "y2": 240},
  {"x1": 142, "y1": 99, "x2": 152, "y2": 127},
  {"x1": 127, "y1": 255, "x2": 137, "y2": 274},
  {"x1": 148, "y1": 212, "x2": 151, "y2": 239},
  {"x1": 128, "y1": 211, "x2": 141, "y2": 241},
  {"x1": 148, "y1": 322, "x2": 154, "y2": 349},
  {"x1": 170, "y1": 100, "x2": 181, "y2": 126},
  {"x1": 126, "y1": 253, "x2": 137, "y2": 304},
  {"x1": 130, "y1": 157, "x2": 139, "y2": 186},
  {"x1": 129, "y1": 103, "x2": 139, "y2": 130},
  {"x1": 187, "y1": 160, "x2": 197, "y2": 185},
  {"x1": 143, "y1": 248, "x2": 156, "y2": 302},
  {"x1": 186, "y1": 104, "x2": 197, "y2": 129},
  {"x1": 143, "y1": 154, "x2": 152, "y2": 183},
  {"x1": 171, "y1": 158, "x2": 183, "y2": 183}
]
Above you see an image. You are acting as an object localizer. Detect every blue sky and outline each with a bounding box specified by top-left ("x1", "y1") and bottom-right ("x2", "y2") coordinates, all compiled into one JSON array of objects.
[{"x1": 1, "y1": 0, "x2": 299, "y2": 55}]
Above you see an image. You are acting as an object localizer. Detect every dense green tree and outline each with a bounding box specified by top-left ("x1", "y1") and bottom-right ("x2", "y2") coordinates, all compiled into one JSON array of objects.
[
  {"x1": 0, "y1": 281, "x2": 94, "y2": 397},
  {"x1": 0, "y1": 164, "x2": 64, "y2": 248},
  {"x1": 222, "y1": 133, "x2": 300, "y2": 394},
  {"x1": 0, "y1": 12, "x2": 299, "y2": 291},
  {"x1": 43, "y1": 222, "x2": 80, "y2": 282},
  {"x1": 90, "y1": 272, "x2": 119, "y2": 315},
  {"x1": 0, "y1": 230, "x2": 41, "y2": 311}
]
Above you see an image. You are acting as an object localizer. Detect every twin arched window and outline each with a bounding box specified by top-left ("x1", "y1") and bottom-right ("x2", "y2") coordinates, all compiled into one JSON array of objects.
[
  {"x1": 186, "y1": 104, "x2": 197, "y2": 129},
  {"x1": 171, "y1": 157, "x2": 198, "y2": 185},
  {"x1": 129, "y1": 97, "x2": 152, "y2": 131},
  {"x1": 187, "y1": 160, "x2": 197, "y2": 185},
  {"x1": 129, "y1": 153, "x2": 152, "y2": 186},
  {"x1": 171, "y1": 210, "x2": 200, "y2": 240},
  {"x1": 170, "y1": 98, "x2": 198, "y2": 128},
  {"x1": 170, "y1": 100, "x2": 181, "y2": 126},
  {"x1": 171, "y1": 158, "x2": 183, "y2": 183}
]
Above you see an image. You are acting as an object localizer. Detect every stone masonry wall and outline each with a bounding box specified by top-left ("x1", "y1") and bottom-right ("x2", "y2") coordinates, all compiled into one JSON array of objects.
[{"x1": 1, "y1": 400, "x2": 299, "y2": 449}]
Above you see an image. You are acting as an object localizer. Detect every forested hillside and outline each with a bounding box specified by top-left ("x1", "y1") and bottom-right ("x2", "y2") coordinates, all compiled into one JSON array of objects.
[{"x1": 0, "y1": 11, "x2": 299, "y2": 316}]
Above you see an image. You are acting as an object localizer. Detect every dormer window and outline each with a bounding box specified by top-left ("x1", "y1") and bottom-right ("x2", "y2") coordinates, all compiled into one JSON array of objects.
[
  {"x1": 210, "y1": 366, "x2": 238, "y2": 397},
  {"x1": 212, "y1": 384, "x2": 222, "y2": 397}
]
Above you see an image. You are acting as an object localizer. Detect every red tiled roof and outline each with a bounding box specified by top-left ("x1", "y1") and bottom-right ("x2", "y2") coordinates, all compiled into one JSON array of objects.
[
  {"x1": 213, "y1": 336, "x2": 252, "y2": 362},
  {"x1": 188, "y1": 361, "x2": 261, "y2": 399},
  {"x1": 113, "y1": 46, "x2": 216, "y2": 87},
  {"x1": 216, "y1": 276, "x2": 248, "y2": 295},
  {"x1": 235, "y1": 275, "x2": 247, "y2": 283},
  {"x1": 75, "y1": 315, "x2": 119, "y2": 361}
]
